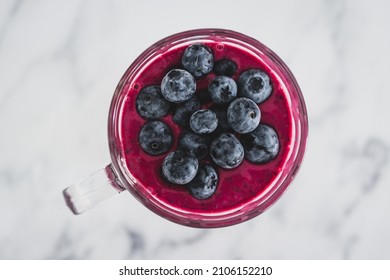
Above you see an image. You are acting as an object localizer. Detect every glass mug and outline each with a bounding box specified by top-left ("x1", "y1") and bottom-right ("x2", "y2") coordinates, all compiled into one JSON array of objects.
[{"x1": 63, "y1": 29, "x2": 308, "y2": 228}]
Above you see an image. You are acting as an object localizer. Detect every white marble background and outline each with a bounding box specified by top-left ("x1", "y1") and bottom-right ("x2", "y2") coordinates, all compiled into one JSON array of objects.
[{"x1": 0, "y1": 0, "x2": 389, "y2": 259}]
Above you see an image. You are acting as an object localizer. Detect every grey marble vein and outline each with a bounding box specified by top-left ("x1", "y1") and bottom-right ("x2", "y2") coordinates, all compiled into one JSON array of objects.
[
  {"x1": 126, "y1": 229, "x2": 146, "y2": 258},
  {"x1": 0, "y1": 0, "x2": 25, "y2": 47}
]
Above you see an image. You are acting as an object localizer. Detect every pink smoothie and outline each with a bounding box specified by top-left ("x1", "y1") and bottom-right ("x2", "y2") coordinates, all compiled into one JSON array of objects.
[{"x1": 114, "y1": 37, "x2": 295, "y2": 215}]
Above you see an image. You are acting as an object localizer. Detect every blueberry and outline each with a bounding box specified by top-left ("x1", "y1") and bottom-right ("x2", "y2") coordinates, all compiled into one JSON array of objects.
[
  {"x1": 178, "y1": 130, "x2": 210, "y2": 160},
  {"x1": 161, "y1": 69, "x2": 196, "y2": 103},
  {"x1": 172, "y1": 96, "x2": 200, "y2": 128},
  {"x1": 187, "y1": 164, "x2": 218, "y2": 200},
  {"x1": 190, "y1": 109, "x2": 218, "y2": 134},
  {"x1": 238, "y1": 69, "x2": 272, "y2": 104},
  {"x1": 227, "y1": 97, "x2": 261, "y2": 134},
  {"x1": 208, "y1": 76, "x2": 237, "y2": 105},
  {"x1": 210, "y1": 105, "x2": 231, "y2": 131},
  {"x1": 241, "y1": 124, "x2": 280, "y2": 163},
  {"x1": 161, "y1": 150, "x2": 198, "y2": 185},
  {"x1": 138, "y1": 121, "x2": 173, "y2": 155},
  {"x1": 135, "y1": 85, "x2": 170, "y2": 120},
  {"x1": 210, "y1": 133, "x2": 244, "y2": 169},
  {"x1": 181, "y1": 44, "x2": 214, "y2": 79},
  {"x1": 214, "y1": 59, "x2": 237, "y2": 77}
]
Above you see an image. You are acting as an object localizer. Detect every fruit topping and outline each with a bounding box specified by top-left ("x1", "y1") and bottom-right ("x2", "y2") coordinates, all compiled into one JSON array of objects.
[
  {"x1": 161, "y1": 69, "x2": 196, "y2": 103},
  {"x1": 210, "y1": 133, "x2": 244, "y2": 169},
  {"x1": 138, "y1": 120, "x2": 173, "y2": 155},
  {"x1": 190, "y1": 109, "x2": 218, "y2": 134},
  {"x1": 162, "y1": 150, "x2": 199, "y2": 185},
  {"x1": 208, "y1": 76, "x2": 237, "y2": 105},
  {"x1": 238, "y1": 69, "x2": 272, "y2": 104},
  {"x1": 136, "y1": 85, "x2": 171, "y2": 120},
  {"x1": 187, "y1": 164, "x2": 218, "y2": 199},
  {"x1": 182, "y1": 44, "x2": 214, "y2": 79},
  {"x1": 241, "y1": 124, "x2": 280, "y2": 164},
  {"x1": 227, "y1": 97, "x2": 261, "y2": 134}
]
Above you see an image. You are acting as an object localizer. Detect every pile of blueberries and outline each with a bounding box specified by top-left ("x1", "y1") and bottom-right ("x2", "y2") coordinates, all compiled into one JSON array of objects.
[{"x1": 137, "y1": 44, "x2": 279, "y2": 200}]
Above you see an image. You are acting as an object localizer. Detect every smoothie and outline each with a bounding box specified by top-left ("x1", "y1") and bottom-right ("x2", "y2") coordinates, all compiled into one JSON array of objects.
[{"x1": 108, "y1": 29, "x2": 306, "y2": 226}]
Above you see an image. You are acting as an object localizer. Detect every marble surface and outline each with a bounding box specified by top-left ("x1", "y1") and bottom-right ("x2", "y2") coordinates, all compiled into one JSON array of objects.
[{"x1": 1, "y1": 0, "x2": 389, "y2": 260}]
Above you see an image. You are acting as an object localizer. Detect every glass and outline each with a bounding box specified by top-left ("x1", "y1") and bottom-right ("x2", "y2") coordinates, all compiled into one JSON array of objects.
[{"x1": 63, "y1": 29, "x2": 308, "y2": 228}]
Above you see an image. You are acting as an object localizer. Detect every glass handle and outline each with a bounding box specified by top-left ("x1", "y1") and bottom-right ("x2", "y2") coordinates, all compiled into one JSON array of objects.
[{"x1": 63, "y1": 164, "x2": 125, "y2": 214}]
